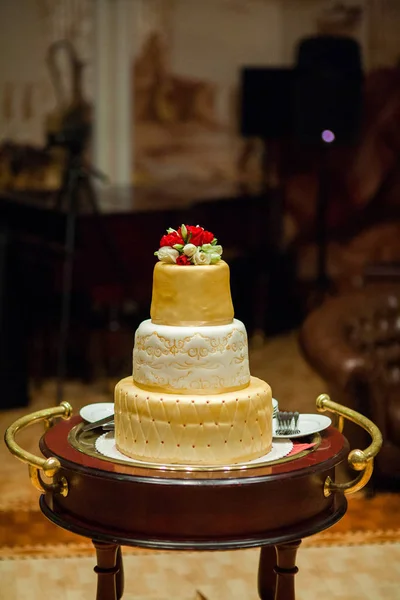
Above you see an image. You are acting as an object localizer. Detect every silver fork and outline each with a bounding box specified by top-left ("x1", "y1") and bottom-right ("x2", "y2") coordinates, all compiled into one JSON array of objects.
[{"x1": 275, "y1": 411, "x2": 300, "y2": 435}]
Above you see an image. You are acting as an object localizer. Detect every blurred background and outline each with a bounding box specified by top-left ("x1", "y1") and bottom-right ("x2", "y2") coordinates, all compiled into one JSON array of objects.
[
  {"x1": 2, "y1": 3, "x2": 400, "y2": 598},
  {"x1": 1, "y1": 0, "x2": 400, "y2": 491}
]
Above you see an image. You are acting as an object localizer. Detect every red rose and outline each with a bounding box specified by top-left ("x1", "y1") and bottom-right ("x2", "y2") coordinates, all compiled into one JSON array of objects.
[
  {"x1": 186, "y1": 225, "x2": 204, "y2": 245},
  {"x1": 176, "y1": 255, "x2": 191, "y2": 266},
  {"x1": 160, "y1": 231, "x2": 184, "y2": 247},
  {"x1": 180, "y1": 225, "x2": 215, "y2": 246},
  {"x1": 201, "y1": 230, "x2": 214, "y2": 244}
]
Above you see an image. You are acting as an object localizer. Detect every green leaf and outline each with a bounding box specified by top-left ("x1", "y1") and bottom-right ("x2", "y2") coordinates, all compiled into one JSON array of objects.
[
  {"x1": 167, "y1": 228, "x2": 176, "y2": 234},
  {"x1": 211, "y1": 238, "x2": 218, "y2": 245},
  {"x1": 173, "y1": 244, "x2": 184, "y2": 250},
  {"x1": 181, "y1": 224, "x2": 188, "y2": 241}
]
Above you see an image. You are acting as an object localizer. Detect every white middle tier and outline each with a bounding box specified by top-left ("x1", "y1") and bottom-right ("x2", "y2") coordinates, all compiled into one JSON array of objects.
[{"x1": 133, "y1": 319, "x2": 250, "y2": 394}]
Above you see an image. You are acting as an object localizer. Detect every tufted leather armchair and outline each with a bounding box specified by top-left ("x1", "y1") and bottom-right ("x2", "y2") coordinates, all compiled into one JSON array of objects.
[{"x1": 299, "y1": 286, "x2": 400, "y2": 488}]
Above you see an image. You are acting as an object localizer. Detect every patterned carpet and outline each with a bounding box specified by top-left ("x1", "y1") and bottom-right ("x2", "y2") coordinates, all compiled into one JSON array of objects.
[
  {"x1": 2, "y1": 544, "x2": 400, "y2": 599},
  {"x1": 1, "y1": 332, "x2": 400, "y2": 598}
]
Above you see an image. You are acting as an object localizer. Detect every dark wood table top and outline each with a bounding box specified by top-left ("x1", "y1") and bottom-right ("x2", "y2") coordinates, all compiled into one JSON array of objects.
[
  {"x1": 41, "y1": 415, "x2": 348, "y2": 482},
  {"x1": 39, "y1": 416, "x2": 349, "y2": 550}
]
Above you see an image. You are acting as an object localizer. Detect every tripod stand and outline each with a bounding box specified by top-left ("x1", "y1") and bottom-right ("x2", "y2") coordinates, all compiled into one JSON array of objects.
[{"x1": 54, "y1": 150, "x2": 127, "y2": 404}]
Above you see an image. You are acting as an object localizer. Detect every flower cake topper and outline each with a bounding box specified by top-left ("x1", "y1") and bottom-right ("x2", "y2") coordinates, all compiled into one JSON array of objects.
[{"x1": 154, "y1": 225, "x2": 223, "y2": 266}]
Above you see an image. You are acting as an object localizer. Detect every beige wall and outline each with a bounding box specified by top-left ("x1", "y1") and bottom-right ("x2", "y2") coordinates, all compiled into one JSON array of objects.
[
  {"x1": 165, "y1": 0, "x2": 283, "y2": 127},
  {"x1": 0, "y1": 1, "x2": 51, "y2": 144},
  {"x1": 0, "y1": 0, "x2": 374, "y2": 148},
  {"x1": 0, "y1": 0, "x2": 93, "y2": 146},
  {"x1": 170, "y1": 0, "x2": 283, "y2": 83},
  {"x1": 282, "y1": 0, "x2": 369, "y2": 67},
  {"x1": 368, "y1": 0, "x2": 400, "y2": 68},
  {"x1": 2, "y1": 0, "x2": 398, "y2": 192}
]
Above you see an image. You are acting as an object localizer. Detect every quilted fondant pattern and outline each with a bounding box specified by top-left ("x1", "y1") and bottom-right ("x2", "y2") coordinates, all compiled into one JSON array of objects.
[{"x1": 115, "y1": 376, "x2": 272, "y2": 465}]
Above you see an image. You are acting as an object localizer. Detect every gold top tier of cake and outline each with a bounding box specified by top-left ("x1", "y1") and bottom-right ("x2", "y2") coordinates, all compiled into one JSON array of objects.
[{"x1": 150, "y1": 260, "x2": 234, "y2": 326}]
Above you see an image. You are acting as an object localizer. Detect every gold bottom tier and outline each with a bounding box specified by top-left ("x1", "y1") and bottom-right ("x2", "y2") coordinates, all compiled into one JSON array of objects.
[{"x1": 114, "y1": 376, "x2": 273, "y2": 465}]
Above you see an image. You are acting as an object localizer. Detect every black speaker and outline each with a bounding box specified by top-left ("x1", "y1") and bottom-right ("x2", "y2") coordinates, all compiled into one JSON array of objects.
[
  {"x1": 293, "y1": 36, "x2": 363, "y2": 146},
  {"x1": 240, "y1": 67, "x2": 294, "y2": 139}
]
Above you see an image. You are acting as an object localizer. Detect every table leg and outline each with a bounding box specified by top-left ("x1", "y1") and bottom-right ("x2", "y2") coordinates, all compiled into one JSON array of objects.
[
  {"x1": 274, "y1": 540, "x2": 302, "y2": 600},
  {"x1": 258, "y1": 545, "x2": 277, "y2": 600},
  {"x1": 116, "y1": 546, "x2": 124, "y2": 599},
  {"x1": 92, "y1": 540, "x2": 120, "y2": 600}
]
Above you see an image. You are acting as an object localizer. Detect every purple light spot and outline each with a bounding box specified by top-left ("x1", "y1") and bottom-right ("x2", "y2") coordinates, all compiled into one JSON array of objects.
[{"x1": 322, "y1": 130, "x2": 335, "y2": 143}]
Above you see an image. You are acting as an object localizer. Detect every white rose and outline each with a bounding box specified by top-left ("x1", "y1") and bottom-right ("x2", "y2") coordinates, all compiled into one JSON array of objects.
[
  {"x1": 155, "y1": 246, "x2": 179, "y2": 263},
  {"x1": 209, "y1": 253, "x2": 222, "y2": 264},
  {"x1": 193, "y1": 250, "x2": 211, "y2": 265},
  {"x1": 183, "y1": 243, "x2": 197, "y2": 257}
]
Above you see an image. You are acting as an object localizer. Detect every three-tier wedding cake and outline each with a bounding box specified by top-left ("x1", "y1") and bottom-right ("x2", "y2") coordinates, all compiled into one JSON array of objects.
[{"x1": 114, "y1": 225, "x2": 273, "y2": 465}]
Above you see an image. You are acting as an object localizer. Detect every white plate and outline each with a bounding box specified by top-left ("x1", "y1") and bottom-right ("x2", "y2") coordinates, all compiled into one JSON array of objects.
[
  {"x1": 80, "y1": 403, "x2": 114, "y2": 423},
  {"x1": 95, "y1": 432, "x2": 293, "y2": 471},
  {"x1": 273, "y1": 413, "x2": 331, "y2": 439}
]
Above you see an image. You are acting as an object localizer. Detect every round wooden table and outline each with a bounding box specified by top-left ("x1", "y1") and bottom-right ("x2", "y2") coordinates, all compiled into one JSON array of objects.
[{"x1": 37, "y1": 416, "x2": 350, "y2": 600}]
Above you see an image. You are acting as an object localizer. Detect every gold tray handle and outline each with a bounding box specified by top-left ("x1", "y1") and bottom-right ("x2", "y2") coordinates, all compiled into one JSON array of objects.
[
  {"x1": 316, "y1": 394, "x2": 383, "y2": 497},
  {"x1": 4, "y1": 401, "x2": 73, "y2": 497}
]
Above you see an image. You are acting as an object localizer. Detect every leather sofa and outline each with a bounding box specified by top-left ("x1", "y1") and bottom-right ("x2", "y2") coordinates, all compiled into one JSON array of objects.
[{"x1": 299, "y1": 286, "x2": 400, "y2": 488}]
